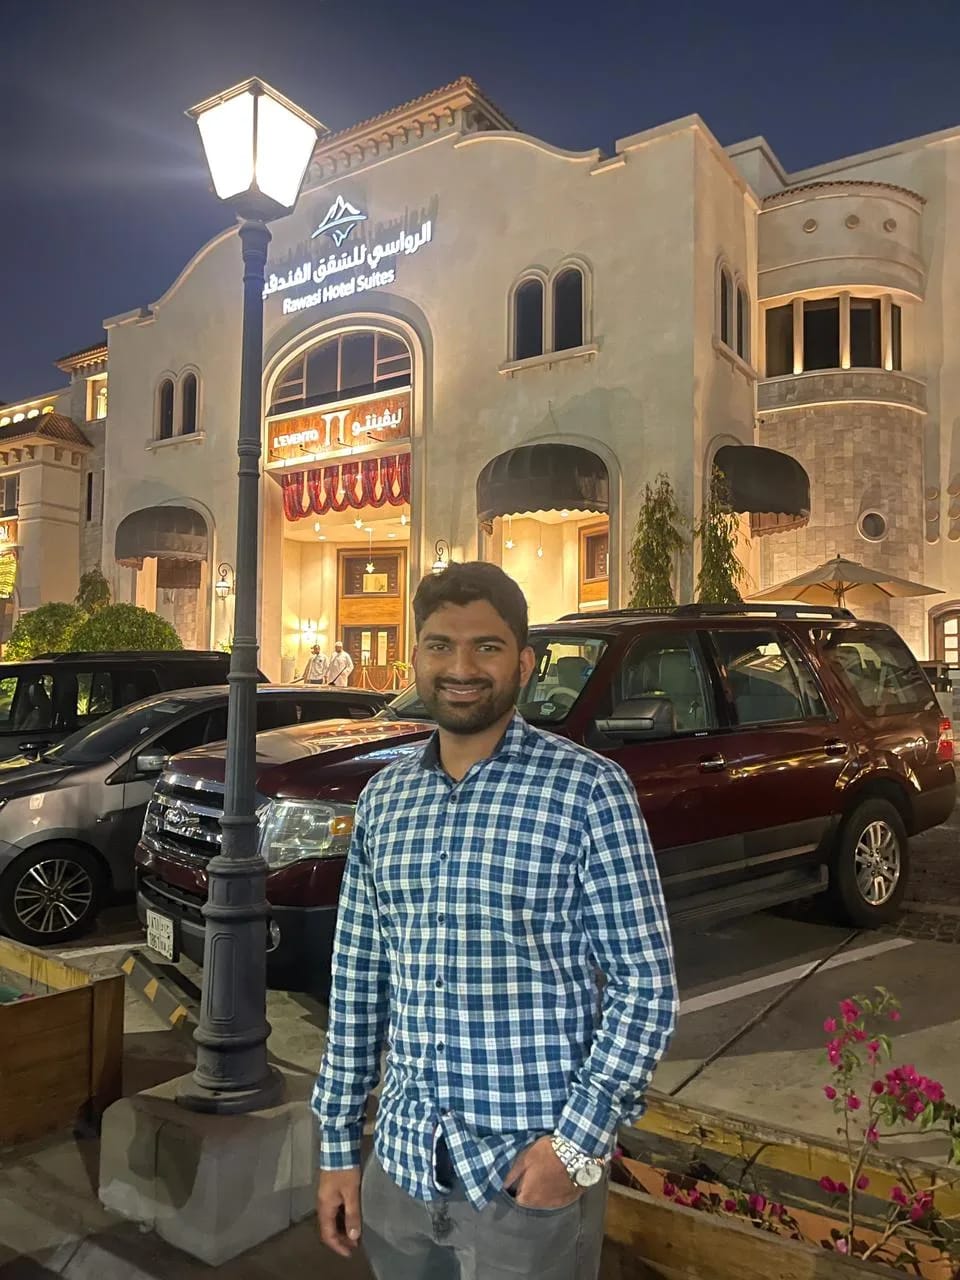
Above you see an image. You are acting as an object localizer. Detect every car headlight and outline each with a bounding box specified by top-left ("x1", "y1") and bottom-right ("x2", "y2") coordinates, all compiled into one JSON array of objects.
[{"x1": 257, "y1": 800, "x2": 355, "y2": 868}]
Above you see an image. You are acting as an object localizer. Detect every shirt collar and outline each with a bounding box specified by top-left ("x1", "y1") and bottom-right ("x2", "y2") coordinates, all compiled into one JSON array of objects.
[{"x1": 420, "y1": 712, "x2": 529, "y2": 774}]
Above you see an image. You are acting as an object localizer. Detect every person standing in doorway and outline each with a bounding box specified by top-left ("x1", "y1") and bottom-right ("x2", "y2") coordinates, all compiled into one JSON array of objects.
[
  {"x1": 313, "y1": 561, "x2": 678, "y2": 1280},
  {"x1": 325, "y1": 640, "x2": 354, "y2": 687},
  {"x1": 302, "y1": 645, "x2": 328, "y2": 685}
]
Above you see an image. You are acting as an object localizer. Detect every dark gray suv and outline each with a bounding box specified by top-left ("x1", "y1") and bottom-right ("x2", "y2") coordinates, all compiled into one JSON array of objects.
[{"x1": 0, "y1": 684, "x2": 387, "y2": 946}]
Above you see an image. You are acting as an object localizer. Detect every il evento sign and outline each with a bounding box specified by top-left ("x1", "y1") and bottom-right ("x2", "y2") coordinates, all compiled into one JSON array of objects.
[
  {"x1": 267, "y1": 389, "x2": 410, "y2": 466},
  {"x1": 263, "y1": 196, "x2": 434, "y2": 316}
]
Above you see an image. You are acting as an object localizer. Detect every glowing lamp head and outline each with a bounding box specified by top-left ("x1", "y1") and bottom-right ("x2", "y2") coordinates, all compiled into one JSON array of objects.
[{"x1": 188, "y1": 78, "x2": 321, "y2": 221}]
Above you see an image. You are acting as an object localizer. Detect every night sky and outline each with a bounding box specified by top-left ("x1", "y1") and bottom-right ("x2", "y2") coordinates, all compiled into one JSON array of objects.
[{"x1": 2, "y1": 0, "x2": 958, "y2": 399}]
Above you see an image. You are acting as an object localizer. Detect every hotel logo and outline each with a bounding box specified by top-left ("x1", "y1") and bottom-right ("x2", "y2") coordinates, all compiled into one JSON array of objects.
[{"x1": 311, "y1": 196, "x2": 367, "y2": 247}]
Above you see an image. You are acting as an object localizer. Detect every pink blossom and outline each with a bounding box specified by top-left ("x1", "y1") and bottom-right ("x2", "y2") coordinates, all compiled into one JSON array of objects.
[
  {"x1": 663, "y1": 1181, "x2": 677, "y2": 1199},
  {"x1": 909, "y1": 1203, "x2": 926, "y2": 1223},
  {"x1": 889, "y1": 1009, "x2": 901, "y2": 1022},
  {"x1": 771, "y1": 1203, "x2": 785, "y2": 1219},
  {"x1": 891, "y1": 1186, "x2": 909, "y2": 1206},
  {"x1": 851, "y1": 1028, "x2": 868, "y2": 1043},
  {"x1": 835, "y1": 1239, "x2": 849, "y2": 1254},
  {"x1": 748, "y1": 1193, "x2": 767, "y2": 1215},
  {"x1": 840, "y1": 999, "x2": 860, "y2": 1024},
  {"x1": 856, "y1": 1176, "x2": 870, "y2": 1191},
  {"x1": 871, "y1": 1081, "x2": 884, "y2": 1095},
  {"x1": 827, "y1": 1039, "x2": 843, "y2": 1066},
  {"x1": 837, "y1": 1182, "x2": 849, "y2": 1196},
  {"x1": 823, "y1": 1017, "x2": 838, "y2": 1033},
  {"x1": 867, "y1": 1040, "x2": 881, "y2": 1062},
  {"x1": 819, "y1": 1176, "x2": 838, "y2": 1194},
  {"x1": 824, "y1": 1085, "x2": 837, "y2": 1101},
  {"x1": 846, "y1": 1094, "x2": 861, "y2": 1112},
  {"x1": 921, "y1": 1078, "x2": 945, "y2": 1103},
  {"x1": 674, "y1": 1194, "x2": 689, "y2": 1208},
  {"x1": 723, "y1": 1199, "x2": 737, "y2": 1213},
  {"x1": 688, "y1": 1190, "x2": 702, "y2": 1208},
  {"x1": 866, "y1": 1126, "x2": 879, "y2": 1146}
]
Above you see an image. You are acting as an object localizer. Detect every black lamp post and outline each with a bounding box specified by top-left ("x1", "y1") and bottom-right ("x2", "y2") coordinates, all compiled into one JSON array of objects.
[{"x1": 178, "y1": 78, "x2": 319, "y2": 1114}]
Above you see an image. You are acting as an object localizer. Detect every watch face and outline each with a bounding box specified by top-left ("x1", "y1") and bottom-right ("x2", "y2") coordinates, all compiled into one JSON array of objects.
[{"x1": 575, "y1": 1162, "x2": 604, "y2": 1188}]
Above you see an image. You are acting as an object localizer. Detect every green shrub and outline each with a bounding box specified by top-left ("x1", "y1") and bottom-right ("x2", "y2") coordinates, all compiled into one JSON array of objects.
[
  {"x1": 65, "y1": 604, "x2": 183, "y2": 652},
  {"x1": 6, "y1": 603, "x2": 85, "y2": 659}
]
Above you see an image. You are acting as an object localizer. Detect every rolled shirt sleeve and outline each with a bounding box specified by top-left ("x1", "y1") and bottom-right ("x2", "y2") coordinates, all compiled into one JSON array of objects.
[
  {"x1": 311, "y1": 798, "x2": 390, "y2": 1169},
  {"x1": 555, "y1": 766, "x2": 679, "y2": 1156}
]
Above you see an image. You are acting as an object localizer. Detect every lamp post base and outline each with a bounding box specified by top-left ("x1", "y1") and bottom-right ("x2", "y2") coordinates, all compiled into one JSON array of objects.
[{"x1": 177, "y1": 1064, "x2": 285, "y2": 1115}]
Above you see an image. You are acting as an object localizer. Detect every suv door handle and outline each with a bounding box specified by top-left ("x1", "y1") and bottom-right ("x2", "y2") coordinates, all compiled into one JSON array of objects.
[
  {"x1": 824, "y1": 740, "x2": 849, "y2": 757},
  {"x1": 698, "y1": 754, "x2": 726, "y2": 773}
]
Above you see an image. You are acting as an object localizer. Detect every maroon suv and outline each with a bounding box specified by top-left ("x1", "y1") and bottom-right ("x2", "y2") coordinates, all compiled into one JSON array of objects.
[{"x1": 136, "y1": 605, "x2": 956, "y2": 992}]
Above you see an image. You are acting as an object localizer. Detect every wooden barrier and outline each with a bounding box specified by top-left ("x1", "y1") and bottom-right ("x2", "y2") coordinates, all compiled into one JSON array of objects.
[{"x1": 0, "y1": 937, "x2": 123, "y2": 1144}]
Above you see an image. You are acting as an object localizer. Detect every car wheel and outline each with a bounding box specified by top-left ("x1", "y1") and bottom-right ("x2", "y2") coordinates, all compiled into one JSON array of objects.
[
  {"x1": 0, "y1": 845, "x2": 106, "y2": 945},
  {"x1": 828, "y1": 799, "x2": 909, "y2": 927}
]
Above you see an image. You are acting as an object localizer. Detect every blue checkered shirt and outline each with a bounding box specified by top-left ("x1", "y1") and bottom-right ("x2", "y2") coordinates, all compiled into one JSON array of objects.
[{"x1": 311, "y1": 713, "x2": 678, "y2": 1211}]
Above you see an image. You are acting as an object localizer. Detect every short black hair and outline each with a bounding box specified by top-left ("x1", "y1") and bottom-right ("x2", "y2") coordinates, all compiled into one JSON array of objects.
[{"x1": 413, "y1": 561, "x2": 529, "y2": 650}]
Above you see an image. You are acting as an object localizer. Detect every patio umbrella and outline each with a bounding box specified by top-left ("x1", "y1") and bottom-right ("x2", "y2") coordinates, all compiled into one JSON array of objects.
[{"x1": 749, "y1": 555, "x2": 943, "y2": 609}]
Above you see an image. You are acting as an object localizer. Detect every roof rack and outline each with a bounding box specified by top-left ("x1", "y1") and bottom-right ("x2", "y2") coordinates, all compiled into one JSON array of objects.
[
  {"x1": 27, "y1": 650, "x2": 230, "y2": 661},
  {"x1": 558, "y1": 604, "x2": 854, "y2": 622}
]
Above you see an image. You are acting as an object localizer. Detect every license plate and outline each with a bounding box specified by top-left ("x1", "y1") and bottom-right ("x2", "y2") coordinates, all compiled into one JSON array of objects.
[{"x1": 146, "y1": 909, "x2": 176, "y2": 961}]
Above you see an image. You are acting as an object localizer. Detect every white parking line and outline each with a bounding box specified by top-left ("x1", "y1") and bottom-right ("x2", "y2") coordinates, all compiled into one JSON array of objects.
[
  {"x1": 679, "y1": 936, "x2": 914, "y2": 1017},
  {"x1": 54, "y1": 941, "x2": 139, "y2": 959}
]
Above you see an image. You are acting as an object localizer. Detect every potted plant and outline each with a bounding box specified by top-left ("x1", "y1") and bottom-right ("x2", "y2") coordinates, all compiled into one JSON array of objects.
[{"x1": 603, "y1": 989, "x2": 960, "y2": 1279}]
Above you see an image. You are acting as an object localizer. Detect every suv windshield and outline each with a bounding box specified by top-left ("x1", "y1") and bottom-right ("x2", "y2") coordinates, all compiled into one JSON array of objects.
[
  {"x1": 379, "y1": 632, "x2": 607, "y2": 725},
  {"x1": 43, "y1": 697, "x2": 195, "y2": 765}
]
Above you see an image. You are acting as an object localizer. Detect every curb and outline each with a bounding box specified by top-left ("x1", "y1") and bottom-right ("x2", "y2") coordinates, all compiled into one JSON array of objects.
[{"x1": 120, "y1": 948, "x2": 201, "y2": 1031}]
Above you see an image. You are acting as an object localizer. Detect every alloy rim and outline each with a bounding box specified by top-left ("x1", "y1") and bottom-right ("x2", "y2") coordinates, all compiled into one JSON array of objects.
[
  {"x1": 13, "y1": 858, "x2": 94, "y2": 935},
  {"x1": 854, "y1": 820, "x2": 901, "y2": 907}
]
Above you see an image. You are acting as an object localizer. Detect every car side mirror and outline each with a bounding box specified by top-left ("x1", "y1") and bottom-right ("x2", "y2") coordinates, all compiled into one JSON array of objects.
[
  {"x1": 134, "y1": 751, "x2": 169, "y2": 778},
  {"x1": 18, "y1": 740, "x2": 50, "y2": 760},
  {"x1": 596, "y1": 697, "x2": 676, "y2": 741}
]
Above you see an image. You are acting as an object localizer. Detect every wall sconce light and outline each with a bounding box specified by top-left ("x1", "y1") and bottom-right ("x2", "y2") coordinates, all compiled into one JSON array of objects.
[
  {"x1": 432, "y1": 539, "x2": 450, "y2": 574},
  {"x1": 504, "y1": 514, "x2": 515, "y2": 551},
  {"x1": 214, "y1": 562, "x2": 235, "y2": 600}
]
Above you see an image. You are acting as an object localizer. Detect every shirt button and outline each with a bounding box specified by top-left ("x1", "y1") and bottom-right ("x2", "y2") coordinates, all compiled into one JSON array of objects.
[
  {"x1": 436, "y1": 978, "x2": 443, "y2": 988},
  {"x1": 436, "y1": 1042, "x2": 445, "y2": 1053},
  {"x1": 437, "y1": 913, "x2": 445, "y2": 924},
  {"x1": 449, "y1": 794, "x2": 457, "y2": 804},
  {"x1": 440, "y1": 853, "x2": 448, "y2": 862}
]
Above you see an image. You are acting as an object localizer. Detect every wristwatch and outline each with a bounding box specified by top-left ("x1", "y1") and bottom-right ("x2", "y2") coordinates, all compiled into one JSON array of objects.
[{"x1": 550, "y1": 1135, "x2": 608, "y2": 1188}]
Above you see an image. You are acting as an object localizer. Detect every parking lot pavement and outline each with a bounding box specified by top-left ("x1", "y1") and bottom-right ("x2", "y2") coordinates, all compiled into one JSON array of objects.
[{"x1": 2, "y1": 894, "x2": 954, "y2": 1277}]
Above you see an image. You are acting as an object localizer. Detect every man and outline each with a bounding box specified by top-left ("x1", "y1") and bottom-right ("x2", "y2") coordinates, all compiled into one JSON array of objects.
[
  {"x1": 325, "y1": 640, "x2": 354, "y2": 687},
  {"x1": 302, "y1": 645, "x2": 328, "y2": 685},
  {"x1": 313, "y1": 562, "x2": 677, "y2": 1279}
]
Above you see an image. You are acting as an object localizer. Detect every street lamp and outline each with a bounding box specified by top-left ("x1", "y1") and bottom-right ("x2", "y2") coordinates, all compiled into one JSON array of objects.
[
  {"x1": 432, "y1": 539, "x2": 451, "y2": 574},
  {"x1": 179, "y1": 79, "x2": 319, "y2": 1115},
  {"x1": 214, "y1": 562, "x2": 235, "y2": 600}
]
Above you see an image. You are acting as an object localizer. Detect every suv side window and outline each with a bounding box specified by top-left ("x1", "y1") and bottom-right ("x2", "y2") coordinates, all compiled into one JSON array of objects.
[
  {"x1": 712, "y1": 629, "x2": 828, "y2": 725},
  {"x1": 615, "y1": 632, "x2": 715, "y2": 733},
  {"x1": 821, "y1": 628, "x2": 934, "y2": 717}
]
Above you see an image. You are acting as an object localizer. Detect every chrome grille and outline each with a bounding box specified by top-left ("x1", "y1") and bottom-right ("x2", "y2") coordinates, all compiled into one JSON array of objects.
[{"x1": 142, "y1": 771, "x2": 226, "y2": 865}]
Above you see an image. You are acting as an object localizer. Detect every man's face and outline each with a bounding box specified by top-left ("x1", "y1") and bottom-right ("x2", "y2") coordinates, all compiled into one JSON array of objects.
[
  {"x1": 335, "y1": 643, "x2": 342, "y2": 653},
  {"x1": 413, "y1": 599, "x2": 536, "y2": 736}
]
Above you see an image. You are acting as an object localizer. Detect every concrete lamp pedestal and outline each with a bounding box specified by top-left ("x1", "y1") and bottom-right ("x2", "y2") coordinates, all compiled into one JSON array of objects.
[{"x1": 98, "y1": 1070, "x2": 316, "y2": 1266}]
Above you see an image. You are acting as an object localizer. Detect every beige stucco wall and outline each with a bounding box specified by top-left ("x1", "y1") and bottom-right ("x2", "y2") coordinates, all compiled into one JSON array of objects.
[{"x1": 104, "y1": 116, "x2": 752, "y2": 674}]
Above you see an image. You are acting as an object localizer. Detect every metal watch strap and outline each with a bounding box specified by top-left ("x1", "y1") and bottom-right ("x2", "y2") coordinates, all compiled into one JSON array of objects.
[{"x1": 550, "y1": 1135, "x2": 607, "y2": 1183}]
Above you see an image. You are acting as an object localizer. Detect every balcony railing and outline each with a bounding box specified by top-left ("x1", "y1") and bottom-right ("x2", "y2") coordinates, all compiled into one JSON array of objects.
[{"x1": 758, "y1": 369, "x2": 926, "y2": 414}]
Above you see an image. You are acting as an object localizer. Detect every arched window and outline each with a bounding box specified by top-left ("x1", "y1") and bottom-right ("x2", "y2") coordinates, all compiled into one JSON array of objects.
[
  {"x1": 157, "y1": 379, "x2": 174, "y2": 439},
  {"x1": 736, "y1": 285, "x2": 749, "y2": 360},
  {"x1": 513, "y1": 278, "x2": 544, "y2": 361},
  {"x1": 719, "y1": 267, "x2": 732, "y2": 347},
  {"x1": 553, "y1": 267, "x2": 584, "y2": 352},
  {"x1": 269, "y1": 330, "x2": 412, "y2": 416},
  {"x1": 181, "y1": 373, "x2": 198, "y2": 435}
]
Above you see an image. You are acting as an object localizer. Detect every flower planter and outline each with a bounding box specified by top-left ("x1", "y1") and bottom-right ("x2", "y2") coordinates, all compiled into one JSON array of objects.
[
  {"x1": 605, "y1": 1094, "x2": 959, "y2": 1279},
  {"x1": 602, "y1": 1179, "x2": 898, "y2": 1280},
  {"x1": 0, "y1": 936, "x2": 123, "y2": 1144}
]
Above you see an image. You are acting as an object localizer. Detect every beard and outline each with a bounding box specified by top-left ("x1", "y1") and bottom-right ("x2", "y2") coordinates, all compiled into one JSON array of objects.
[{"x1": 419, "y1": 670, "x2": 522, "y2": 735}]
